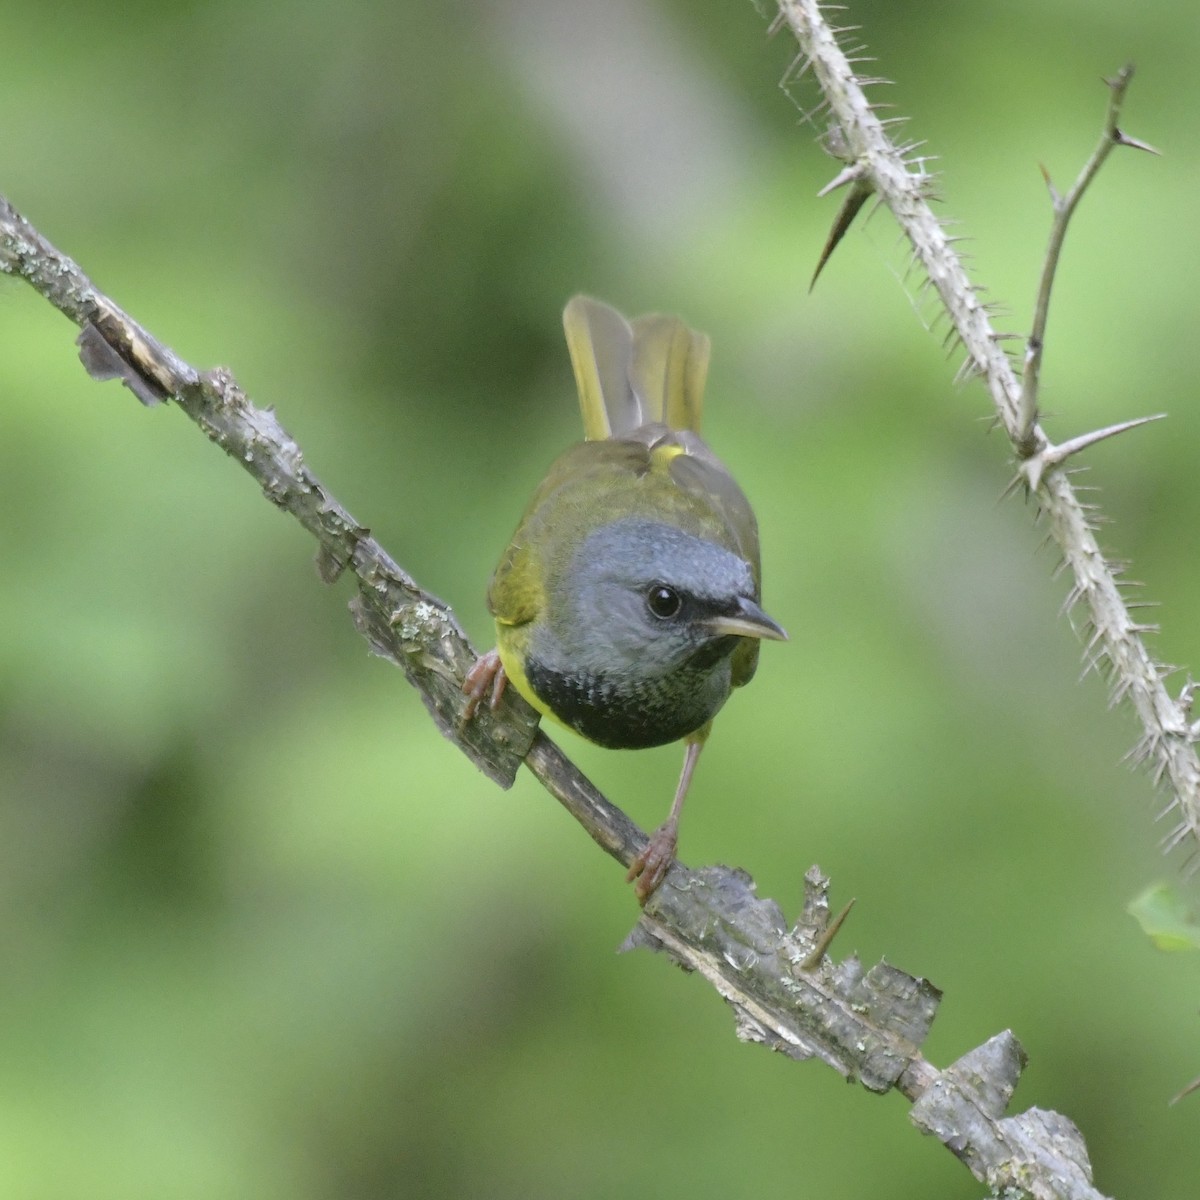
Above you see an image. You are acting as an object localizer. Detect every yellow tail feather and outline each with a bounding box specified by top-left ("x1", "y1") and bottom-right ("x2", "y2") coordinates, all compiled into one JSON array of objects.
[{"x1": 563, "y1": 295, "x2": 710, "y2": 440}]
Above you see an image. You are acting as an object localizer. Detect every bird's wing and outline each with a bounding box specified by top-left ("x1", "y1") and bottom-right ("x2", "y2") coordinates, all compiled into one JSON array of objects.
[
  {"x1": 486, "y1": 440, "x2": 645, "y2": 627},
  {"x1": 624, "y1": 428, "x2": 763, "y2": 586}
]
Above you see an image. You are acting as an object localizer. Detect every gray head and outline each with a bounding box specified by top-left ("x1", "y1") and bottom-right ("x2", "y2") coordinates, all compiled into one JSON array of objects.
[{"x1": 544, "y1": 517, "x2": 785, "y2": 679}]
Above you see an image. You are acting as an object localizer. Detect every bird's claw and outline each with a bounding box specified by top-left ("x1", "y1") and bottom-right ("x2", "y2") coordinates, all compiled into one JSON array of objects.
[
  {"x1": 626, "y1": 821, "x2": 678, "y2": 904},
  {"x1": 462, "y1": 649, "x2": 508, "y2": 720}
]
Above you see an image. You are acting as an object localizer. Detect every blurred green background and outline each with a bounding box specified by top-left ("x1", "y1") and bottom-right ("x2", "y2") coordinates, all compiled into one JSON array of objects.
[{"x1": 2, "y1": 0, "x2": 1198, "y2": 1196}]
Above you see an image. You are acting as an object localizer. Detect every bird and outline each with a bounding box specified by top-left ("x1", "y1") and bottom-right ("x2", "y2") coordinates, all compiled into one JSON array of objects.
[{"x1": 462, "y1": 295, "x2": 785, "y2": 902}]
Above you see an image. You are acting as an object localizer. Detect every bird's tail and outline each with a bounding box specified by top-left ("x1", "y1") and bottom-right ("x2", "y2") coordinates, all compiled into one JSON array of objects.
[{"x1": 563, "y1": 295, "x2": 710, "y2": 440}]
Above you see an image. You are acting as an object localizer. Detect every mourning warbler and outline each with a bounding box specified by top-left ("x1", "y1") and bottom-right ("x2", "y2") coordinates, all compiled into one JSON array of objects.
[{"x1": 463, "y1": 295, "x2": 785, "y2": 901}]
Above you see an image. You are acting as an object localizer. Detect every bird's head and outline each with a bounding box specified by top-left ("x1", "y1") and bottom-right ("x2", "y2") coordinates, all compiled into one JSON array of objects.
[{"x1": 550, "y1": 517, "x2": 786, "y2": 679}]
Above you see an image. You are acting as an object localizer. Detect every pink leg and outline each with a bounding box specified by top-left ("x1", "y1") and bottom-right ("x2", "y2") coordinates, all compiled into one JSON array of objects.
[{"x1": 625, "y1": 739, "x2": 704, "y2": 904}]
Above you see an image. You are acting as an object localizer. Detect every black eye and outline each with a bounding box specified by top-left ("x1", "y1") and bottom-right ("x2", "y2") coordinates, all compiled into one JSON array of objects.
[{"x1": 646, "y1": 584, "x2": 682, "y2": 620}]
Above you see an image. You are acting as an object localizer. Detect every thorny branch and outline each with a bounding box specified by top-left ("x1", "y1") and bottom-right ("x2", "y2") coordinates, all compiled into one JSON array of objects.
[
  {"x1": 0, "y1": 4, "x2": 1150, "y2": 1192},
  {"x1": 781, "y1": 0, "x2": 1200, "y2": 879},
  {"x1": 1019, "y1": 67, "x2": 1161, "y2": 453}
]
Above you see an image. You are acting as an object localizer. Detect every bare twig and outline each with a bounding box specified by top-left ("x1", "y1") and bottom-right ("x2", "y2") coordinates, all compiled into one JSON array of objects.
[
  {"x1": 0, "y1": 195, "x2": 542, "y2": 792},
  {"x1": 1019, "y1": 66, "x2": 1161, "y2": 454}
]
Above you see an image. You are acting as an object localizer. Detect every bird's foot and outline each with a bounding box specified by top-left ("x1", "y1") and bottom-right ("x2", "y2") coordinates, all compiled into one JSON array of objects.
[
  {"x1": 626, "y1": 820, "x2": 678, "y2": 904},
  {"x1": 461, "y1": 649, "x2": 508, "y2": 720}
]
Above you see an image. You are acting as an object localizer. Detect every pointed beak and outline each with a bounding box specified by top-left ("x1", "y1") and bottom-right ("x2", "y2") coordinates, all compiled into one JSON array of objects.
[{"x1": 703, "y1": 596, "x2": 788, "y2": 642}]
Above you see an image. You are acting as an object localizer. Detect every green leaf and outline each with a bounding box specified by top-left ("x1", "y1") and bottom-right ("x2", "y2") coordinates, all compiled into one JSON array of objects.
[{"x1": 1128, "y1": 883, "x2": 1200, "y2": 952}]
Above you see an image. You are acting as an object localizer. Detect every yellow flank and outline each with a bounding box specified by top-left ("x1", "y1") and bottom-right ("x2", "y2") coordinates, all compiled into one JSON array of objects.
[{"x1": 495, "y1": 621, "x2": 561, "y2": 724}]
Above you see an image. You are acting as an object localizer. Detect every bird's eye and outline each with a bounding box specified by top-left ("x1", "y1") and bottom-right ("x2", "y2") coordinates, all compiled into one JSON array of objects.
[{"x1": 646, "y1": 584, "x2": 682, "y2": 620}]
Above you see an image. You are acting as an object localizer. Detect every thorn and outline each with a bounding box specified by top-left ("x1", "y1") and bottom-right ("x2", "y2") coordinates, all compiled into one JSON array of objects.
[
  {"x1": 1020, "y1": 456, "x2": 1049, "y2": 492},
  {"x1": 816, "y1": 162, "x2": 866, "y2": 198},
  {"x1": 1123, "y1": 734, "x2": 1157, "y2": 767},
  {"x1": 799, "y1": 99, "x2": 832, "y2": 126},
  {"x1": 1103, "y1": 64, "x2": 1134, "y2": 92},
  {"x1": 1079, "y1": 648, "x2": 1109, "y2": 683},
  {"x1": 1156, "y1": 796, "x2": 1181, "y2": 821},
  {"x1": 1060, "y1": 588, "x2": 1089, "y2": 619},
  {"x1": 801, "y1": 898, "x2": 856, "y2": 970},
  {"x1": 862, "y1": 195, "x2": 887, "y2": 229},
  {"x1": 1169, "y1": 1077, "x2": 1200, "y2": 1107},
  {"x1": 1113, "y1": 129, "x2": 1161, "y2": 155},
  {"x1": 1019, "y1": 414, "x2": 1167, "y2": 490},
  {"x1": 951, "y1": 355, "x2": 978, "y2": 385},
  {"x1": 781, "y1": 52, "x2": 814, "y2": 87},
  {"x1": 810, "y1": 178, "x2": 874, "y2": 290},
  {"x1": 1000, "y1": 472, "x2": 1026, "y2": 502},
  {"x1": 1038, "y1": 162, "x2": 1062, "y2": 206},
  {"x1": 1161, "y1": 820, "x2": 1193, "y2": 854}
]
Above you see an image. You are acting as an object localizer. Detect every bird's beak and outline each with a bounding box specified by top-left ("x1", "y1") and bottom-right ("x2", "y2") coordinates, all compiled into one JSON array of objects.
[{"x1": 704, "y1": 596, "x2": 788, "y2": 642}]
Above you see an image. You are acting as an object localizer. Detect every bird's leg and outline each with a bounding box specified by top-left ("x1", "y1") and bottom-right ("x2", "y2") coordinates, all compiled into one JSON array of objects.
[
  {"x1": 461, "y1": 649, "x2": 508, "y2": 720},
  {"x1": 626, "y1": 738, "x2": 704, "y2": 903}
]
